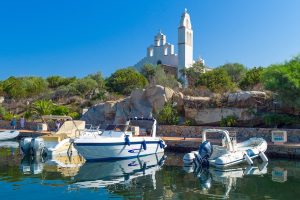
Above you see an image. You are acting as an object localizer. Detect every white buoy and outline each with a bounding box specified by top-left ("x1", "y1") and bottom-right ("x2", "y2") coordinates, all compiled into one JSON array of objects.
[
  {"x1": 244, "y1": 153, "x2": 253, "y2": 165},
  {"x1": 183, "y1": 153, "x2": 195, "y2": 165},
  {"x1": 259, "y1": 151, "x2": 268, "y2": 162}
]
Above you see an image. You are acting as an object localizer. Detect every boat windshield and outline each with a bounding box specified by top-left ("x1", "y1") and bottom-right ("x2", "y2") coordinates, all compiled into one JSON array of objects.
[{"x1": 104, "y1": 125, "x2": 129, "y2": 132}]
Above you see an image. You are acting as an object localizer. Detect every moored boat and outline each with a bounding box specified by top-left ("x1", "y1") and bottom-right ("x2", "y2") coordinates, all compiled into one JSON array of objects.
[
  {"x1": 183, "y1": 129, "x2": 268, "y2": 168},
  {"x1": 20, "y1": 115, "x2": 101, "y2": 157},
  {"x1": 0, "y1": 130, "x2": 20, "y2": 141},
  {"x1": 73, "y1": 117, "x2": 167, "y2": 161}
]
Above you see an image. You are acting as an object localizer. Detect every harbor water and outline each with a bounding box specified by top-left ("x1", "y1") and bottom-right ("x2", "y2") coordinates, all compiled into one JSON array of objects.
[{"x1": 1, "y1": 143, "x2": 300, "y2": 199}]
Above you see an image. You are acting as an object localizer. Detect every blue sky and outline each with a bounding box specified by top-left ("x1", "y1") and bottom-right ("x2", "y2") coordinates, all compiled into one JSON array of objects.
[{"x1": 0, "y1": 0, "x2": 299, "y2": 80}]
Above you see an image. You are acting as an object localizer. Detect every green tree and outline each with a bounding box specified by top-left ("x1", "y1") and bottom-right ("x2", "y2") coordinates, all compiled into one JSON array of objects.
[
  {"x1": 182, "y1": 61, "x2": 206, "y2": 87},
  {"x1": 46, "y1": 76, "x2": 76, "y2": 89},
  {"x1": 141, "y1": 64, "x2": 156, "y2": 81},
  {"x1": 218, "y1": 63, "x2": 247, "y2": 83},
  {"x1": 2, "y1": 77, "x2": 27, "y2": 98},
  {"x1": 196, "y1": 68, "x2": 234, "y2": 93},
  {"x1": 31, "y1": 100, "x2": 54, "y2": 116},
  {"x1": 262, "y1": 56, "x2": 300, "y2": 108},
  {"x1": 106, "y1": 68, "x2": 147, "y2": 95},
  {"x1": 2, "y1": 76, "x2": 48, "y2": 99},
  {"x1": 157, "y1": 103, "x2": 179, "y2": 125},
  {"x1": 153, "y1": 66, "x2": 179, "y2": 88},
  {"x1": 239, "y1": 67, "x2": 263, "y2": 90},
  {"x1": 0, "y1": 81, "x2": 4, "y2": 95},
  {"x1": 71, "y1": 77, "x2": 98, "y2": 97},
  {"x1": 87, "y1": 72, "x2": 106, "y2": 89}
]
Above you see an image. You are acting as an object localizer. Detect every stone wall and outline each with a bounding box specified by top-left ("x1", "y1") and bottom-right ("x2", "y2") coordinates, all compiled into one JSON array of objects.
[{"x1": 157, "y1": 125, "x2": 300, "y2": 143}]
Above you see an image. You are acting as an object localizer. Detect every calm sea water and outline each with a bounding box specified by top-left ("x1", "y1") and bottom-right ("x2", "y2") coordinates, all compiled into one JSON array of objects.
[{"x1": 1, "y1": 143, "x2": 300, "y2": 200}]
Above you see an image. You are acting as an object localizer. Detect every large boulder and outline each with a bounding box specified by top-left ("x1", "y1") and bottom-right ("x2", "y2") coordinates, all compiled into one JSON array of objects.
[
  {"x1": 82, "y1": 85, "x2": 176, "y2": 125},
  {"x1": 227, "y1": 91, "x2": 270, "y2": 108},
  {"x1": 185, "y1": 107, "x2": 254, "y2": 125}
]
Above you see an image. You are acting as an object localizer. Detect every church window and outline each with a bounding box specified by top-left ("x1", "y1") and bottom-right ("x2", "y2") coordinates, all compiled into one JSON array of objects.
[
  {"x1": 164, "y1": 47, "x2": 168, "y2": 55},
  {"x1": 149, "y1": 48, "x2": 154, "y2": 57}
]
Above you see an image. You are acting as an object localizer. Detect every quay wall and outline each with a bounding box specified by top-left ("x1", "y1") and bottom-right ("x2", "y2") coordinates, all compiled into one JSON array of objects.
[{"x1": 157, "y1": 125, "x2": 300, "y2": 143}]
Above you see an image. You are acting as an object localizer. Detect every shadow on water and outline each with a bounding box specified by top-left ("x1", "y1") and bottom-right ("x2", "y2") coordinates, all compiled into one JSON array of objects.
[{"x1": 1, "y1": 145, "x2": 300, "y2": 199}]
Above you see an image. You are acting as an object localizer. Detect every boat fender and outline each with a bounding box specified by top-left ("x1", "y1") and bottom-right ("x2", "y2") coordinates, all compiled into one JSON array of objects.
[
  {"x1": 124, "y1": 135, "x2": 131, "y2": 146},
  {"x1": 158, "y1": 140, "x2": 165, "y2": 149},
  {"x1": 142, "y1": 140, "x2": 147, "y2": 150},
  {"x1": 244, "y1": 153, "x2": 254, "y2": 165},
  {"x1": 259, "y1": 151, "x2": 268, "y2": 162}
]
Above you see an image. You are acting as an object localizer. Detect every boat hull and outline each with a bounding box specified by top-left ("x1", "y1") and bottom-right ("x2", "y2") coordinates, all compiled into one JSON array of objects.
[
  {"x1": 74, "y1": 139, "x2": 165, "y2": 161},
  {"x1": 0, "y1": 130, "x2": 20, "y2": 140}
]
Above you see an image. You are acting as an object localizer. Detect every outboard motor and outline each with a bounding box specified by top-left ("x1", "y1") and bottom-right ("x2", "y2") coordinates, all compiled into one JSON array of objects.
[
  {"x1": 30, "y1": 138, "x2": 46, "y2": 156},
  {"x1": 195, "y1": 141, "x2": 213, "y2": 167},
  {"x1": 20, "y1": 137, "x2": 33, "y2": 155}
]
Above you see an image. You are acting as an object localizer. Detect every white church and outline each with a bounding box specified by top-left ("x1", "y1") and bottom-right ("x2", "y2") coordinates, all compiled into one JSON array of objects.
[{"x1": 134, "y1": 9, "x2": 205, "y2": 80}]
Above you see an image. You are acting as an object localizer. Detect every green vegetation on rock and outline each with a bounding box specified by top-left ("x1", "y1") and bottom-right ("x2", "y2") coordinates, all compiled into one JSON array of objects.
[
  {"x1": 219, "y1": 63, "x2": 247, "y2": 83},
  {"x1": 106, "y1": 68, "x2": 147, "y2": 95},
  {"x1": 196, "y1": 68, "x2": 235, "y2": 93},
  {"x1": 157, "y1": 103, "x2": 179, "y2": 125},
  {"x1": 262, "y1": 56, "x2": 300, "y2": 108},
  {"x1": 220, "y1": 115, "x2": 238, "y2": 127},
  {"x1": 239, "y1": 67, "x2": 263, "y2": 90}
]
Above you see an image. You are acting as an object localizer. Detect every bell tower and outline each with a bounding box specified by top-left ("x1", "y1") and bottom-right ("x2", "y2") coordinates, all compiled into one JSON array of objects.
[{"x1": 178, "y1": 9, "x2": 193, "y2": 84}]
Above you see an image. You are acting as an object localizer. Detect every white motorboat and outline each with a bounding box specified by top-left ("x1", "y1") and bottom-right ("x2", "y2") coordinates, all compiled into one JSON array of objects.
[
  {"x1": 73, "y1": 153, "x2": 166, "y2": 188},
  {"x1": 74, "y1": 117, "x2": 167, "y2": 161},
  {"x1": 20, "y1": 115, "x2": 101, "y2": 157},
  {"x1": 0, "y1": 130, "x2": 20, "y2": 140},
  {"x1": 183, "y1": 129, "x2": 268, "y2": 168}
]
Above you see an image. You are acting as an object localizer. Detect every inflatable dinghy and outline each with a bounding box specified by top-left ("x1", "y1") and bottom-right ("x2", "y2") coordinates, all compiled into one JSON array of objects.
[{"x1": 183, "y1": 129, "x2": 268, "y2": 168}]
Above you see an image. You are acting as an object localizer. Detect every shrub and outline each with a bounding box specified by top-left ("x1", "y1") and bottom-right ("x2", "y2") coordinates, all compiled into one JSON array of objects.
[
  {"x1": 51, "y1": 105, "x2": 70, "y2": 115},
  {"x1": 262, "y1": 56, "x2": 300, "y2": 108},
  {"x1": 2, "y1": 76, "x2": 48, "y2": 99},
  {"x1": 220, "y1": 115, "x2": 238, "y2": 127},
  {"x1": 141, "y1": 64, "x2": 156, "y2": 82},
  {"x1": 262, "y1": 113, "x2": 299, "y2": 127},
  {"x1": 3, "y1": 112, "x2": 14, "y2": 121},
  {"x1": 153, "y1": 66, "x2": 179, "y2": 88},
  {"x1": 0, "y1": 105, "x2": 6, "y2": 119},
  {"x1": 157, "y1": 103, "x2": 179, "y2": 125},
  {"x1": 183, "y1": 119, "x2": 196, "y2": 126},
  {"x1": 71, "y1": 78, "x2": 98, "y2": 97},
  {"x1": 196, "y1": 68, "x2": 235, "y2": 93},
  {"x1": 46, "y1": 76, "x2": 76, "y2": 89},
  {"x1": 239, "y1": 67, "x2": 264, "y2": 90},
  {"x1": 69, "y1": 112, "x2": 80, "y2": 120},
  {"x1": 106, "y1": 68, "x2": 147, "y2": 95},
  {"x1": 218, "y1": 63, "x2": 247, "y2": 83}
]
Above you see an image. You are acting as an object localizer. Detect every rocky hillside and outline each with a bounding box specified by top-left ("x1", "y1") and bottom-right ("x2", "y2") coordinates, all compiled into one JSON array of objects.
[{"x1": 82, "y1": 85, "x2": 272, "y2": 126}]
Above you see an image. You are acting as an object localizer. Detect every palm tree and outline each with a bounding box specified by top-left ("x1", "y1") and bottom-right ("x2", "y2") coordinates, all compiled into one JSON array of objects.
[{"x1": 31, "y1": 100, "x2": 54, "y2": 116}]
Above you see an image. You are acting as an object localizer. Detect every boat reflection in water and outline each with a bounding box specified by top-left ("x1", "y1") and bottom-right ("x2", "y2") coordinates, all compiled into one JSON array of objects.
[
  {"x1": 184, "y1": 162, "x2": 268, "y2": 199},
  {"x1": 20, "y1": 154, "x2": 85, "y2": 177},
  {"x1": 0, "y1": 141, "x2": 19, "y2": 148},
  {"x1": 73, "y1": 153, "x2": 166, "y2": 189}
]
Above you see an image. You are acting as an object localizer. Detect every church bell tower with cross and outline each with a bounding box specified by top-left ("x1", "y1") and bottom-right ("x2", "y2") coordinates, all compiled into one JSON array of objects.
[{"x1": 178, "y1": 9, "x2": 194, "y2": 84}]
